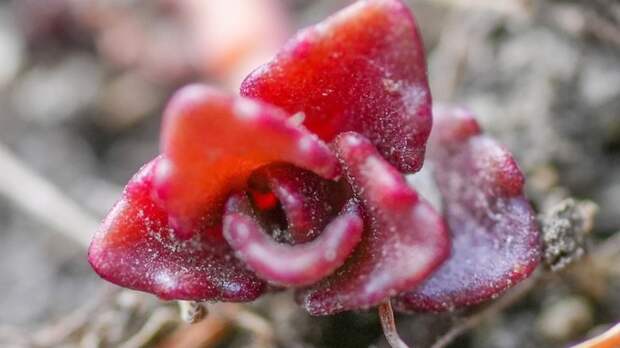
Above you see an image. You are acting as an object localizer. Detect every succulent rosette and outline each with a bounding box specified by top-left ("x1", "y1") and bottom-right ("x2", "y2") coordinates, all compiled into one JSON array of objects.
[{"x1": 88, "y1": 0, "x2": 541, "y2": 318}]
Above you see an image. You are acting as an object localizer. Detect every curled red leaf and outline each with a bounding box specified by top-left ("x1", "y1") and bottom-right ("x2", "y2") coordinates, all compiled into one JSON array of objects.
[
  {"x1": 88, "y1": 157, "x2": 267, "y2": 301},
  {"x1": 241, "y1": 0, "x2": 432, "y2": 173},
  {"x1": 154, "y1": 85, "x2": 340, "y2": 238},
  {"x1": 296, "y1": 132, "x2": 450, "y2": 315},
  {"x1": 249, "y1": 164, "x2": 347, "y2": 244},
  {"x1": 394, "y1": 107, "x2": 541, "y2": 312},
  {"x1": 223, "y1": 192, "x2": 363, "y2": 287}
]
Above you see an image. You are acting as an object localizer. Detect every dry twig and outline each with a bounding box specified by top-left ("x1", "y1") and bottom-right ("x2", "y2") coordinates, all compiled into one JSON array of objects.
[
  {"x1": 0, "y1": 285, "x2": 119, "y2": 346},
  {"x1": 217, "y1": 303, "x2": 275, "y2": 347},
  {"x1": 178, "y1": 301, "x2": 208, "y2": 324},
  {"x1": 0, "y1": 143, "x2": 98, "y2": 247},
  {"x1": 157, "y1": 313, "x2": 231, "y2": 348},
  {"x1": 118, "y1": 307, "x2": 178, "y2": 348},
  {"x1": 32, "y1": 285, "x2": 119, "y2": 346},
  {"x1": 430, "y1": 271, "x2": 541, "y2": 348}
]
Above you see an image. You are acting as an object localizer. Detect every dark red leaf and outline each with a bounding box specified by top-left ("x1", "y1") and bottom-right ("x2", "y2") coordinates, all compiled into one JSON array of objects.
[
  {"x1": 296, "y1": 132, "x2": 450, "y2": 315},
  {"x1": 241, "y1": 0, "x2": 432, "y2": 173},
  {"x1": 249, "y1": 164, "x2": 348, "y2": 244},
  {"x1": 394, "y1": 106, "x2": 541, "y2": 312},
  {"x1": 88, "y1": 157, "x2": 267, "y2": 301}
]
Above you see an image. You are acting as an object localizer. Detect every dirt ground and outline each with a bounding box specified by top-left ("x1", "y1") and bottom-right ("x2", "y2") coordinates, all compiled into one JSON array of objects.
[{"x1": 0, "y1": 0, "x2": 618, "y2": 347}]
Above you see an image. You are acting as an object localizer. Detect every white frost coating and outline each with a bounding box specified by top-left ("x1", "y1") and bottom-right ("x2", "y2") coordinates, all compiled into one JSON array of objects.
[
  {"x1": 288, "y1": 111, "x2": 306, "y2": 126},
  {"x1": 324, "y1": 249, "x2": 337, "y2": 261},
  {"x1": 363, "y1": 156, "x2": 399, "y2": 192},
  {"x1": 401, "y1": 83, "x2": 427, "y2": 117},
  {"x1": 222, "y1": 281, "x2": 241, "y2": 294},
  {"x1": 382, "y1": 78, "x2": 401, "y2": 93},
  {"x1": 235, "y1": 223, "x2": 250, "y2": 239},
  {"x1": 234, "y1": 98, "x2": 261, "y2": 120},
  {"x1": 343, "y1": 134, "x2": 363, "y2": 147},
  {"x1": 473, "y1": 137, "x2": 505, "y2": 161},
  {"x1": 153, "y1": 158, "x2": 172, "y2": 185},
  {"x1": 277, "y1": 187, "x2": 297, "y2": 207},
  {"x1": 364, "y1": 272, "x2": 392, "y2": 296},
  {"x1": 297, "y1": 135, "x2": 316, "y2": 153},
  {"x1": 471, "y1": 137, "x2": 513, "y2": 186},
  {"x1": 154, "y1": 270, "x2": 177, "y2": 291}
]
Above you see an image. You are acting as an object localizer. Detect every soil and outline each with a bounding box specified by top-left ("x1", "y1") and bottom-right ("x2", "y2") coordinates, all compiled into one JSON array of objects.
[{"x1": 0, "y1": 0, "x2": 618, "y2": 347}]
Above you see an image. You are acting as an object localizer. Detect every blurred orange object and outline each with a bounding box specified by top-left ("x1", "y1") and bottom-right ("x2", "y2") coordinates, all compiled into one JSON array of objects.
[
  {"x1": 177, "y1": 0, "x2": 290, "y2": 88},
  {"x1": 19, "y1": 0, "x2": 289, "y2": 86},
  {"x1": 572, "y1": 323, "x2": 620, "y2": 348}
]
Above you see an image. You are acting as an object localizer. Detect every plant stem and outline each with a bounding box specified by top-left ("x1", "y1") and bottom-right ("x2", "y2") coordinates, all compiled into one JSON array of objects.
[
  {"x1": 378, "y1": 300, "x2": 411, "y2": 348},
  {"x1": 0, "y1": 143, "x2": 99, "y2": 248}
]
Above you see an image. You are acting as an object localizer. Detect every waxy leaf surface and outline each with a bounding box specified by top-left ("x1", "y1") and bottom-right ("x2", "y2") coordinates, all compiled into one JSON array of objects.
[
  {"x1": 394, "y1": 107, "x2": 541, "y2": 312},
  {"x1": 241, "y1": 0, "x2": 432, "y2": 173},
  {"x1": 155, "y1": 85, "x2": 340, "y2": 238},
  {"x1": 88, "y1": 157, "x2": 267, "y2": 301}
]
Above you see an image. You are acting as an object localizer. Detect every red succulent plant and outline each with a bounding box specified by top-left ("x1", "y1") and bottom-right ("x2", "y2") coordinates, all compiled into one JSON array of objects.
[{"x1": 88, "y1": 0, "x2": 541, "y2": 345}]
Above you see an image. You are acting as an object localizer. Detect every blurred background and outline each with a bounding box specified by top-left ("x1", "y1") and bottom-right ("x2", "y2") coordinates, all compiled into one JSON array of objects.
[{"x1": 0, "y1": 0, "x2": 618, "y2": 347}]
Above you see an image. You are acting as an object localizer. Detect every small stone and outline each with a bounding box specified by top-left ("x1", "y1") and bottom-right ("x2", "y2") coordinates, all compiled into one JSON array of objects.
[
  {"x1": 541, "y1": 199, "x2": 598, "y2": 271},
  {"x1": 537, "y1": 296, "x2": 593, "y2": 341}
]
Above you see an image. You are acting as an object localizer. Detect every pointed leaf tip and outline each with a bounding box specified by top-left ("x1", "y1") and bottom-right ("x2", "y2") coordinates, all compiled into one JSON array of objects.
[{"x1": 241, "y1": 0, "x2": 432, "y2": 173}]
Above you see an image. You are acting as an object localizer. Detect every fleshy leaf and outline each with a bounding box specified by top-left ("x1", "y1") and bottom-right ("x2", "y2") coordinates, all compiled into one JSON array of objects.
[
  {"x1": 394, "y1": 106, "x2": 541, "y2": 312},
  {"x1": 223, "y1": 192, "x2": 363, "y2": 287},
  {"x1": 296, "y1": 132, "x2": 450, "y2": 315},
  {"x1": 154, "y1": 84, "x2": 340, "y2": 238},
  {"x1": 241, "y1": 0, "x2": 432, "y2": 173},
  {"x1": 88, "y1": 157, "x2": 267, "y2": 301},
  {"x1": 249, "y1": 164, "x2": 347, "y2": 244}
]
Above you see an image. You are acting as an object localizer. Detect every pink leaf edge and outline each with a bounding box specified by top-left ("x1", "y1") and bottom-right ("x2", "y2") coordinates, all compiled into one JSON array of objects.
[{"x1": 88, "y1": 157, "x2": 267, "y2": 302}]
